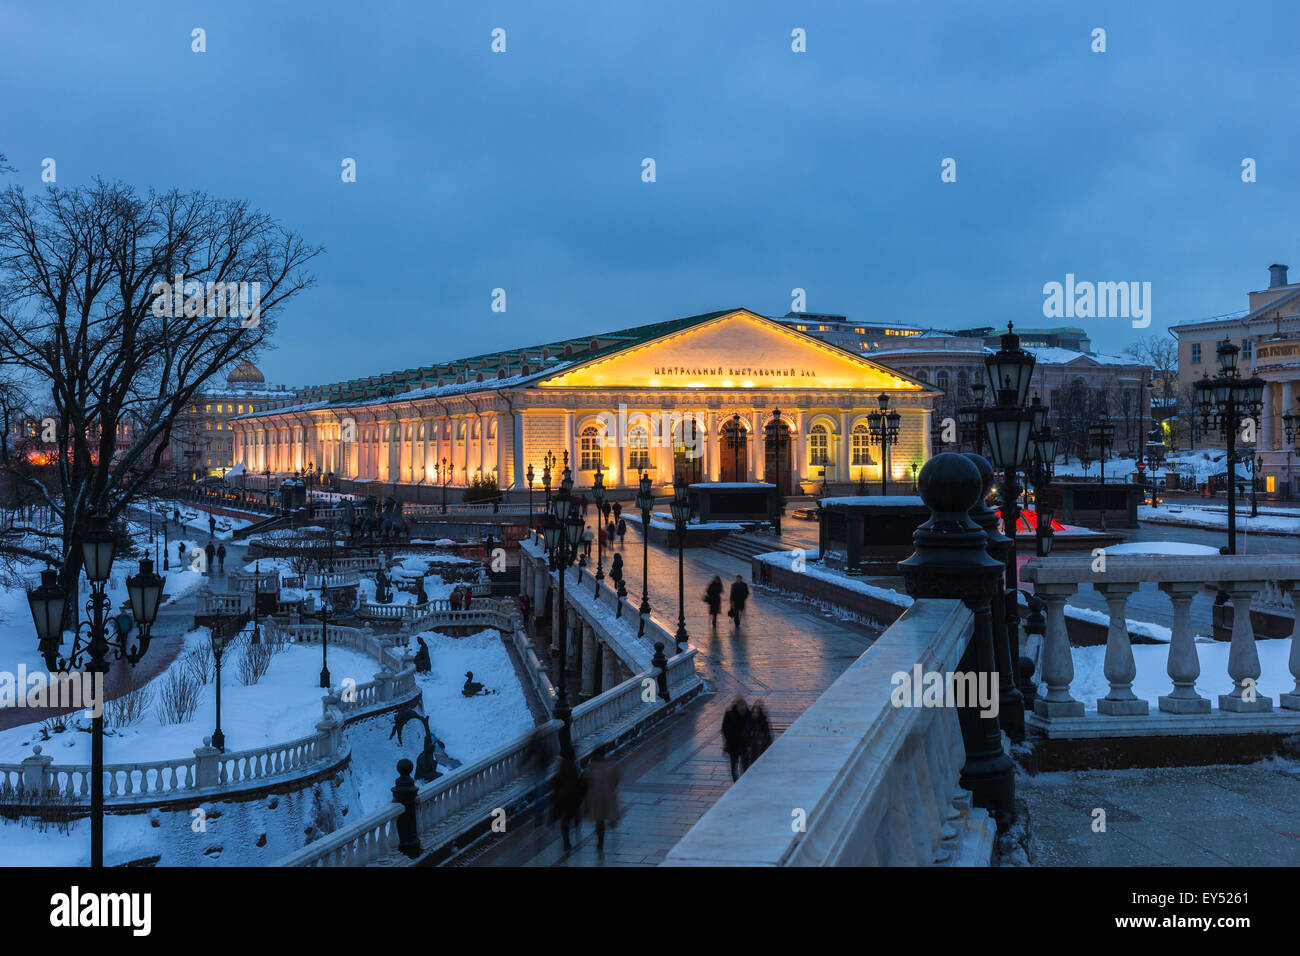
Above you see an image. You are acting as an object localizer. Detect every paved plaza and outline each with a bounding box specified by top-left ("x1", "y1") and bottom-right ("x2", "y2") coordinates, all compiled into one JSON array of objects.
[{"x1": 460, "y1": 518, "x2": 879, "y2": 866}]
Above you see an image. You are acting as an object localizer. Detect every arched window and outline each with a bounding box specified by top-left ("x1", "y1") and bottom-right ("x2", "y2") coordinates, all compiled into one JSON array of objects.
[
  {"x1": 914, "y1": 370, "x2": 929, "y2": 384},
  {"x1": 809, "y1": 423, "x2": 830, "y2": 465},
  {"x1": 851, "y1": 424, "x2": 872, "y2": 465},
  {"x1": 628, "y1": 424, "x2": 650, "y2": 471},
  {"x1": 936, "y1": 370, "x2": 950, "y2": 393},
  {"x1": 580, "y1": 425, "x2": 605, "y2": 470},
  {"x1": 957, "y1": 369, "x2": 969, "y2": 401}
]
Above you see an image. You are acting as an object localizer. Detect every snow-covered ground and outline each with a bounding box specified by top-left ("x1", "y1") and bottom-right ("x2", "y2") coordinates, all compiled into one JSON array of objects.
[
  {"x1": 1140, "y1": 504, "x2": 1300, "y2": 536},
  {"x1": 1053, "y1": 449, "x2": 1227, "y2": 482},
  {"x1": 1066, "y1": 638, "x2": 1294, "y2": 706},
  {"x1": 0, "y1": 628, "x2": 377, "y2": 765}
]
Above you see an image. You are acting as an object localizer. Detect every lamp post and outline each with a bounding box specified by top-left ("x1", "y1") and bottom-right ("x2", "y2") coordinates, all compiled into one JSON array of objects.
[
  {"x1": 1086, "y1": 418, "x2": 1116, "y2": 531},
  {"x1": 983, "y1": 323, "x2": 1036, "y2": 741},
  {"x1": 541, "y1": 462, "x2": 584, "y2": 760},
  {"x1": 866, "y1": 393, "x2": 901, "y2": 496},
  {"x1": 26, "y1": 512, "x2": 165, "y2": 869},
  {"x1": 635, "y1": 471, "x2": 655, "y2": 637},
  {"x1": 670, "y1": 473, "x2": 691, "y2": 652},
  {"x1": 1285, "y1": 409, "x2": 1299, "y2": 501},
  {"x1": 318, "y1": 580, "x2": 333, "y2": 689},
  {"x1": 250, "y1": 560, "x2": 263, "y2": 644},
  {"x1": 210, "y1": 613, "x2": 231, "y2": 752},
  {"x1": 542, "y1": 451, "x2": 556, "y2": 514},
  {"x1": 727, "y1": 413, "x2": 743, "y2": 481},
  {"x1": 592, "y1": 464, "x2": 607, "y2": 598},
  {"x1": 1029, "y1": 403, "x2": 1058, "y2": 559},
  {"x1": 769, "y1": 408, "x2": 786, "y2": 533},
  {"x1": 1143, "y1": 425, "x2": 1166, "y2": 508},
  {"x1": 958, "y1": 381, "x2": 988, "y2": 456},
  {"x1": 1195, "y1": 337, "x2": 1265, "y2": 554},
  {"x1": 1246, "y1": 453, "x2": 1262, "y2": 518},
  {"x1": 440, "y1": 456, "x2": 450, "y2": 514},
  {"x1": 526, "y1": 463, "x2": 535, "y2": 539}
]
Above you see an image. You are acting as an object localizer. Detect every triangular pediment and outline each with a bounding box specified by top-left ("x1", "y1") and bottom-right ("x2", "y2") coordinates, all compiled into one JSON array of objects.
[{"x1": 534, "y1": 310, "x2": 926, "y2": 391}]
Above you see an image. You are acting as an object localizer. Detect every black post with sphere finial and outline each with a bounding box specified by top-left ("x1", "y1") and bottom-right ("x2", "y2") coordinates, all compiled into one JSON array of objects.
[
  {"x1": 963, "y1": 453, "x2": 1025, "y2": 743},
  {"x1": 899, "y1": 453, "x2": 1016, "y2": 831}
]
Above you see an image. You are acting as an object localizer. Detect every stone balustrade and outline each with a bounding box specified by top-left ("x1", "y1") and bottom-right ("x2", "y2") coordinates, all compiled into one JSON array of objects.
[
  {"x1": 664, "y1": 599, "x2": 996, "y2": 866},
  {"x1": 1021, "y1": 554, "x2": 1300, "y2": 737}
]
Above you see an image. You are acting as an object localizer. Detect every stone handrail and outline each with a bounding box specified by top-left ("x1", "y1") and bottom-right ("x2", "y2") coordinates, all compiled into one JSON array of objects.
[
  {"x1": 277, "y1": 805, "x2": 405, "y2": 867},
  {"x1": 1022, "y1": 554, "x2": 1300, "y2": 728},
  {"x1": 664, "y1": 599, "x2": 995, "y2": 866}
]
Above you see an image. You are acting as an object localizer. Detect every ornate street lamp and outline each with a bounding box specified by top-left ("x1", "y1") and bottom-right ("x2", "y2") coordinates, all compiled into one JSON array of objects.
[
  {"x1": 669, "y1": 473, "x2": 691, "y2": 652},
  {"x1": 27, "y1": 512, "x2": 165, "y2": 868},
  {"x1": 867, "y1": 393, "x2": 901, "y2": 496},
  {"x1": 983, "y1": 325, "x2": 1036, "y2": 741},
  {"x1": 525, "y1": 463, "x2": 536, "y2": 539},
  {"x1": 1030, "y1": 408, "x2": 1058, "y2": 558},
  {"x1": 541, "y1": 465, "x2": 584, "y2": 760},
  {"x1": 592, "y1": 464, "x2": 607, "y2": 598},
  {"x1": 440, "y1": 456, "x2": 450, "y2": 514},
  {"x1": 635, "y1": 471, "x2": 655, "y2": 636},
  {"x1": 1196, "y1": 336, "x2": 1264, "y2": 554},
  {"x1": 210, "y1": 614, "x2": 233, "y2": 752},
  {"x1": 1284, "y1": 408, "x2": 1299, "y2": 501},
  {"x1": 1086, "y1": 418, "x2": 1116, "y2": 531},
  {"x1": 958, "y1": 380, "x2": 987, "y2": 456}
]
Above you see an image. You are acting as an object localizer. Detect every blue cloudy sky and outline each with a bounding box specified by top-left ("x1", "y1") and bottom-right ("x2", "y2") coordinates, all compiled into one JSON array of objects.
[{"x1": 3, "y1": 0, "x2": 1298, "y2": 388}]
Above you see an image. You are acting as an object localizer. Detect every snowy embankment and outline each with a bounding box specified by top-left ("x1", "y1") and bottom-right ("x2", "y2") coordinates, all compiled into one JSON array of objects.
[
  {"x1": 1067, "y1": 638, "x2": 1294, "y2": 706},
  {"x1": 1140, "y1": 505, "x2": 1300, "y2": 537}
]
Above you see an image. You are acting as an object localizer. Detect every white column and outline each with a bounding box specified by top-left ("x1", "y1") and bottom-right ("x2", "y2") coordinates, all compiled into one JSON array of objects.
[
  {"x1": 1281, "y1": 580, "x2": 1300, "y2": 710},
  {"x1": 1096, "y1": 582, "x2": 1147, "y2": 714},
  {"x1": 838, "y1": 410, "x2": 850, "y2": 487},
  {"x1": 1219, "y1": 584, "x2": 1273, "y2": 712},
  {"x1": 706, "y1": 410, "x2": 719, "y2": 481},
  {"x1": 580, "y1": 623, "x2": 596, "y2": 699},
  {"x1": 1033, "y1": 583, "x2": 1084, "y2": 717},
  {"x1": 1262, "y1": 382, "x2": 1275, "y2": 451},
  {"x1": 792, "y1": 409, "x2": 804, "y2": 481},
  {"x1": 513, "y1": 410, "x2": 525, "y2": 489},
  {"x1": 1157, "y1": 582, "x2": 1210, "y2": 713}
]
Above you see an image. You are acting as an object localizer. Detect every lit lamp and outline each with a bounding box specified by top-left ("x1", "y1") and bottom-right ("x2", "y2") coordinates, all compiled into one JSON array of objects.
[
  {"x1": 669, "y1": 474, "x2": 691, "y2": 651},
  {"x1": 592, "y1": 465, "x2": 607, "y2": 598}
]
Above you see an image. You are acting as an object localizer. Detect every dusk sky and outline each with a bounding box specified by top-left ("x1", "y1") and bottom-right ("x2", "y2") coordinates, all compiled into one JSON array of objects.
[{"x1": 4, "y1": 0, "x2": 1299, "y2": 388}]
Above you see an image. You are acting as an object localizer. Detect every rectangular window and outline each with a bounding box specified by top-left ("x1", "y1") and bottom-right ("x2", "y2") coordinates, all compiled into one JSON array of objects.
[
  {"x1": 1191, "y1": 343, "x2": 1201, "y2": 364},
  {"x1": 1242, "y1": 339, "x2": 1253, "y2": 359}
]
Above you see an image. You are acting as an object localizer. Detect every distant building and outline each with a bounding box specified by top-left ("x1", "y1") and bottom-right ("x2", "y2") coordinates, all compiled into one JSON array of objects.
[
  {"x1": 774, "y1": 313, "x2": 926, "y2": 353},
  {"x1": 1171, "y1": 262, "x2": 1300, "y2": 496},
  {"x1": 171, "y1": 360, "x2": 293, "y2": 479},
  {"x1": 954, "y1": 326, "x2": 1092, "y2": 352},
  {"x1": 870, "y1": 330, "x2": 1150, "y2": 462}
]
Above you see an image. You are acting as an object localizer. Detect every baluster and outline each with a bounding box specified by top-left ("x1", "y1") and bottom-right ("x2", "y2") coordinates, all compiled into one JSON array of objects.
[
  {"x1": 1219, "y1": 584, "x2": 1274, "y2": 712},
  {"x1": 1158, "y1": 582, "x2": 1209, "y2": 713},
  {"x1": 1033, "y1": 583, "x2": 1084, "y2": 717},
  {"x1": 1096, "y1": 582, "x2": 1147, "y2": 715},
  {"x1": 1283, "y1": 580, "x2": 1300, "y2": 711}
]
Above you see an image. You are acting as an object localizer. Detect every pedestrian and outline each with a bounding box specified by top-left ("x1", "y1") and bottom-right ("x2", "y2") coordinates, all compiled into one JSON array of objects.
[
  {"x1": 616, "y1": 517, "x2": 626, "y2": 545},
  {"x1": 599, "y1": 525, "x2": 608, "y2": 549},
  {"x1": 450, "y1": 585, "x2": 463, "y2": 611},
  {"x1": 173, "y1": 507, "x2": 180, "y2": 527},
  {"x1": 216, "y1": 543, "x2": 227, "y2": 573},
  {"x1": 601, "y1": 499, "x2": 611, "y2": 523},
  {"x1": 208, "y1": 514, "x2": 216, "y2": 537},
  {"x1": 551, "y1": 753, "x2": 586, "y2": 852},
  {"x1": 203, "y1": 541, "x2": 216, "y2": 575},
  {"x1": 607, "y1": 520, "x2": 616, "y2": 544},
  {"x1": 582, "y1": 746, "x2": 621, "y2": 852},
  {"x1": 582, "y1": 525, "x2": 593, "y2": 557},
  {"x1": 704, "y1": 575, "x2": 723, "y2": 630},
  {"x1": 521, "y1": 727, "x2": 550, "y2": 828},
  {"x1": 747, "y1": 699, "x2": 773, "y2": 767},
  {"x1": 463, "y1": 585, "x2": 473, "y2": 608},
  {"x1": 177, "y1": 540, "x2": 185, "y2": 564},
  {"x1": 728, "y1": 574, "x2": 749, "y2": 630},
  {"x1": 519, "y1": 592, "x2": 531, "y2": 624},
  {"x1": 612, "y1": 501, "x2": 622, "y2": 522},
  {"x1": 580, "y1": 494, "x2": 588, "y2": 517},
  {"x1": 610, "y1": 553, "x2": 623, "y2": 585},
  {"x1": 721, "y1": 697, "x2": 751, "y2": 781}
]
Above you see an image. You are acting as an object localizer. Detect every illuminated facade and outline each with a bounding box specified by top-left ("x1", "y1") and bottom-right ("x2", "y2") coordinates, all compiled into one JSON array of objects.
[
  {"x1": 230, "y1": 309, "x2": 938, "y2": 497},
  {"x1": 172, "y1": 360, "x2": 293, "y2": 478}
]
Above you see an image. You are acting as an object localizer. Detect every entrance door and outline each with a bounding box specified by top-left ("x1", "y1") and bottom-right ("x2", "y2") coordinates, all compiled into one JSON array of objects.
[
  {"x1": 719, "y1": 419, "x2": 748, "y2": 482},
  {"x1": 764, "y1": 418, "x2": 793, "y2": 497},
  {"x1": 673, "y1": 419, "x2": 704, "y2": 484}
]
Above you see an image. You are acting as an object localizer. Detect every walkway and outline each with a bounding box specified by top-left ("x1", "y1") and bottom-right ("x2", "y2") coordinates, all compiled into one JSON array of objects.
[{"x1": 459, "y1": 520, "x2": 880, "y2": 866}]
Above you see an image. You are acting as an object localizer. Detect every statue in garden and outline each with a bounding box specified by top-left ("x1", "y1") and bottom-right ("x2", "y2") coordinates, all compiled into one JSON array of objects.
[
  {"x1": 375, "y1": 567, "x2": 393, "y2": 604},
  {"x1": 389, "y1": 709, "x2": 460, "y2": 781},
  {"x1": 412, "y1": 636, "x2": 431, "y2": 673},
  {"x1": 415, "y1": 574, "x2": 428, "y2": 605}
]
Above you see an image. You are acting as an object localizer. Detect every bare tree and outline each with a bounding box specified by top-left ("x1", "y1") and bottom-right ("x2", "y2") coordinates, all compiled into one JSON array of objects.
[
  {"x1": 0, "y1": 180, "x2": 322, "y2": 609},
  {"x1": 1124, "y1": 335, "x2": 1178, "y2": 401}
]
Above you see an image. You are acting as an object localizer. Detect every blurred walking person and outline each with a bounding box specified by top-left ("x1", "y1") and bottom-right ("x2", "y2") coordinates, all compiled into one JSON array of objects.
[
  {"x1": 728, "y1": 574, "x2": 749, "y2": 630},
  {"x1": 747, "y1": 699, "x2": 773, "y2": 767},
  {"x1": 704, "y1": 575, "x2": 724, "y2": 631},
  {"x1": 583, "y1": 746, "x2": 621, "y2": 853},
  {"x1": 721, "y1": 697, "x2": 751, "y2": 782},
  {"x1": 551, "y1": 753, "x2": 586, "y2": 852}
]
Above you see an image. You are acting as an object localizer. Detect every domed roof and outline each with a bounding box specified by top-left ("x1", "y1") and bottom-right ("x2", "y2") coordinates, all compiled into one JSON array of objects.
[{"x1": 227, "y1": 360, "x2": 265, "y2": 386}]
